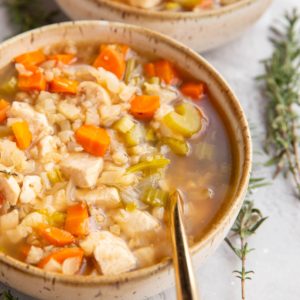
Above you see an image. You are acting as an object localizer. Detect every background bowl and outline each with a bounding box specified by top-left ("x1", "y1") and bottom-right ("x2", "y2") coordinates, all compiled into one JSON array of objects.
[
  {"x1": 0, "y1": 21, "x2": 251, "y2": 300},
  {"x1": 55, "y1": 0, "x2": 272, "y2": 52}
]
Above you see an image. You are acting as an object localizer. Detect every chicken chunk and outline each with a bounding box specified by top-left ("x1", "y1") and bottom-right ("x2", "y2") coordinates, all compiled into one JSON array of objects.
[
  {"x1": 114, "y1": 209, "x2": 160, "y2": 237},
  {"x1": 26, "y1": 246, "x2": 44, "y2": 265},
  {"x1": 8, "y1": 102, "x2": 53, "y2": 137},
  {"x1": 81, "y1": 231, "x2": 136, "y2": 275},
  {"x1": 78, "y1": 81, "x2": 111, "y2": 105},
  {"x1": 38, "y1": 135, "x2": 57, "y2": 157},
  {"x1": 20, "y1": 175, "x2": 42, "y2": 204},
  {"x1": 0, "y1": 175, "x2": 20, "y2": 205},
  {"x1": 75, "y1": 186, "x2": 121, "y2": 208},
  {"x1": 60, "y1": 153, "x2": 103, "y2": 188},
  {"x1": 99, "y1": 104, "x2": 123, "y2": 127},
  {"x1": 0, "y1": 209, "x2": 19, "y2": 232},
  {"x1": 133, "y1": 246, "x2": 156, "y2": 268}
]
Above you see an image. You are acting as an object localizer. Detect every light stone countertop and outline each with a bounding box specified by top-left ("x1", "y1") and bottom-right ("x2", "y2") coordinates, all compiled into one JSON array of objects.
[{"x1": 0, "y1": 0, "x2": 300, "y2": 299}]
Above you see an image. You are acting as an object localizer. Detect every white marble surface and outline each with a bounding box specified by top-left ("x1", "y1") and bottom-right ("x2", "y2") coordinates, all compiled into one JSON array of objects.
[{"x1": 1, "y1": 0, "x2": 300, "y2": 299}]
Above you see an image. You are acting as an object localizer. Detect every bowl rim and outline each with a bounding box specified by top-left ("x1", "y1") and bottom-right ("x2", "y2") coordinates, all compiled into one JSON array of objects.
[
  {"x1": 0, "y1": 20, "x2": 252, "y2": 285},
  {"x1": 86, "y1": 0, "x2": 268, "y2": 19}
]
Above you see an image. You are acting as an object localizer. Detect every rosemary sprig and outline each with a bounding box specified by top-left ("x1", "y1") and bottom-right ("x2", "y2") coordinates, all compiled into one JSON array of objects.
[
  {"x1": 0, "y1": 290, "x2": 18, "y2": 300},
  {"x1": 3, "y1": 0, "x2": 59, "y2": 34},
  {"x1": 225, "y1": 177, "x2": 268, "y2": 300},
  {"x1": 258, "y1": 10, "x2": 300, "y2": 197}
]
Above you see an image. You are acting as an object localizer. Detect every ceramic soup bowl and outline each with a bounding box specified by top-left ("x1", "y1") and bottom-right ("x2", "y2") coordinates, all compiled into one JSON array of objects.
[
  {"x1": 55, "y1": 0, "x2": 272, "y2": 52},
  {"x1": 0, "y1": 21, "x2": 251, "y2": 300}
]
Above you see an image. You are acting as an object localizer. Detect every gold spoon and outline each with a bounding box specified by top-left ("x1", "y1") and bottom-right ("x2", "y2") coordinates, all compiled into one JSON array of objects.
[{"x1": 169, "y1": 190, "x2": 199, "y2": 300}]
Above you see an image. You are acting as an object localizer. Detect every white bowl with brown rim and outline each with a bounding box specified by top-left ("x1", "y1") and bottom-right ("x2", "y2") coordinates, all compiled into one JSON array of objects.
[
  {"x1": 0, "y1": 21, "x2": 251, "y2": 299},
  {"x1": 55, "y1": 0, "x2": 272, "y2": 52}
]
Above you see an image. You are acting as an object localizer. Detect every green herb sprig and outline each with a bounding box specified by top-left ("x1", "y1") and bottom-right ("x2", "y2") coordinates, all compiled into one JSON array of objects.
[
  {"x1": 258, "y1": 10, "x2": 300, "y2": 197},
  {"x1": 225, "y1": 177, "x2": 268, "y2": 300},
  {"x1": 0, "y1": 290, "x2": 18, "y2": 300},
  {"x1": 3, "y1": 0, "x2": 59, "y2": 34}
]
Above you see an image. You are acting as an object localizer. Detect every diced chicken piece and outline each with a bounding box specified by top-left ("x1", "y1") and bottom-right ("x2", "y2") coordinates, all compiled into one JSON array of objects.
[
  {"x1": 0, "y1": 209, "x2": 19, "y2": 232},
  {"x1": 119, "y1": 83, "x2": 137, "y2": 102},
  {"x1": 99, "y1": 104, "x2": 122, "y2": 127},
  {"x1": 60, "y1": 153, "x2": 103, "y2": 188},
  {"x1": 62, "y1": 257, "x2": 82, "y2": 275},
  {"x1": 20, "y1": 176, "x2": 42, "y2": 204},
  {"x1": 97, "y1": 67, "x2": 121, "y2": 94},
  {"x1": 58, "y1": 101, "x2": 81, "y2": 121},
  {"x1": 83, "y1": 231, "x2": 136, "y2": 275},
  {"x1": 8, "y1": 102, "x2": 53, "y2": 136},
  {"x1": 114, "y1": 209, "x2": 160, "y2": 237},
  {"x1": 44, "y1": 258, "x2": 62, "y2": 273},
  {"x1": 6, "y1": 225, "x2": 30, "y2": 244},
  {"x1": 154, "y1": 103, "x2": 174, "y2": 121},
  {"x1": 26, "y1": 246, "x2": 44, "y2": 265},
  {"x1": 134, "y1": 246, "x2": 156, "y2": 268},
  {"x1": 76, "y1": 186, "x2": 121, "y2": 208},
  {"x1": 85, "y1": 106, "x2": 100, "y2": 126},
  {"x1": 21, "y1": 212, "x2": 47, "y2": 228},
  {"x1": 0, "y1": 175, "x2": 20, "y2": 205},
  {"x1": 128, "y1": 0, "x2": 161, "y2": 8},
  {"x1": 78, "y1": 81, "x2": 111, "y2": 105},
  {"x1": 38, "y1": 135, "x2": 57, "y2": 157}
]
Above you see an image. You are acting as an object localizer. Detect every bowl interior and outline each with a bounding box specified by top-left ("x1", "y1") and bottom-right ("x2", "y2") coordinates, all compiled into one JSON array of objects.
[{"x1": 0, "y1": 21, "x2": 251, "y2": 283}]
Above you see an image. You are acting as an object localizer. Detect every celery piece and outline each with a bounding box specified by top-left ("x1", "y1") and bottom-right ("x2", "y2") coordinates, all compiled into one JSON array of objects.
[
  {"x1": 145, "y1": 127, "x2": 157, "y2": 142},
  {"x1": 124, "y1": 58, "x2": 136, "y2": 84},
  {"x1": 114, "y1": 116, "x2": 135, "y2": 134},
  {"x1": 165, "y1": 2, "x2": 181, "y2": 10},
  {"x1": 163, "y1": 102, "x2": 201, "y2": 137},
  {"x1": 125, "y1": 202, "x2": 137, "y2": 212},
  {"x1": 0, "y1": 77, "x2": 17, "y2": 95},
  {"x1": 124, "y1": 124, "x2": 144, "y2": 146},
  {"x1": 161, "y1": 137, "x2": 189, "y2": 156},
  {"x1": 142, "y1": 188, "x2": 169, "y2": 207},
  {"x1": 47, "y1": 168, "x2": 64, "y2": 185},
  {"x1": 49, "y1": 212, "x2": 66, "y2": 227},
  {"x1": 0, "y1": 126, "x2": 12, "y2": 138},
  {"x1": 127, "y1": 157, "x2": 170, "y2": 173}
]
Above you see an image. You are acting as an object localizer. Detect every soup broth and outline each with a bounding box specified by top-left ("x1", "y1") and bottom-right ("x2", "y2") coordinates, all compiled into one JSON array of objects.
[{"x1": 0, "y1": 41, "x2": 234, "y2": 276}]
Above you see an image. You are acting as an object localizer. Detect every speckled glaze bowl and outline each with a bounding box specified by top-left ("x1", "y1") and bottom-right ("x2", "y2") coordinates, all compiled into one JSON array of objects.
[
  {"x1": 55, "y1": 0, "x2": 272, "y2": 52},
  {"x1": 0, "y1": 22, "x2": 251, "y2": 300}
]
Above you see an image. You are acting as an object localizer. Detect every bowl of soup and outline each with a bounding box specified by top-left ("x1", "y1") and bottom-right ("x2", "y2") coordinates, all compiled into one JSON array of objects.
[
  {"x1": 55, "y1": 0, "x2": 272, "y2": 52},
  {"x1": 0, "y1": 21, "x2": 251, "y2": 299}
]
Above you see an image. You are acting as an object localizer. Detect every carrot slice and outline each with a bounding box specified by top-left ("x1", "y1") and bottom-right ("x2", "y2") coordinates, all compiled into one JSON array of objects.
[
  {"x1": 20, "y1": 244, "x2": 31, "y2": 261},
  {"x1": 38, "y1": 226, "x2": 75, "y2": 247},
  {"x1": 0, "y1": 99, "x2": 10, "y2": 123},
  {"x1": 15, "y1": 49, "x2": 46, "y2": 68},
  {"x1": 93, "y1": 47, "x2": 126, "y2": 79},
  {"x1": 49, "y1": 77, "x2": 78, "y2": 94},
  {"x1": 130, "y1": 95, "x2": 160, "y2": 120},
  {"x1": 65, "y1": 203, "x2": 89, "y2": 237},
  {"x1": 153, "y1": 60, "x2": 178, "y2": 85},
  {"x1": 11, "y1": 121, "x2": 32, "y2": 150},
  {"x1": 48, "y1": 54, "x2": 76, "y2": 65},
  {"x1": 75, "y1": 125, "x2": 110, "y2": 157},
  {"x1": 180, "y1": 82, "x2": 205, "y2": 100},
  {"x1": 144, "y1": 63, "x2": 156, "y2": 78},
  {"x1": 18, "y1": 72, "x2": 47, "y2": 92},
  {"x1": 38, "y1": 247, "x2": 84, "y2": 269}
]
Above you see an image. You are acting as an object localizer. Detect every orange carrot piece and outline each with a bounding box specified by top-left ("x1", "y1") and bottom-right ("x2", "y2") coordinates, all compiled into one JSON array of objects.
[
  {"x1": 49, "y1": 77, "x2": 78, "y2": 94},
  {"x1": 130, "y1": 95, "x2": 160, "y2": 120},
  {"x1": 0, "y1": 192, "x2": 4, "y2": 207},
  {"x1": 93, "y1": 47, "x2": 126, "y2": 79},
  {"x1": 48, "y1": 54, "x2": 76, "y2": 65},
  {"x1": 199, "y1": 0, "x2": 214, "y2": 9},
  {"x1": 153, "y1": 60, "x2": 178, "y2": 85},
  {"x1": 18, "y1": 72, "x2": 47, "y2": 92},
  {"x1": 38, "y1": 247, "x2": 84, "y2": 269},
  {"x1": 144, "y1": 63, "x2": 156, "y2": 78},
  {"x1": 20, "y1": 244, "x2": 31, "y2": 261},
  {"x1": 180, "y1": 82, "x2": 205, "y2": 100},
  {"x1": 38, "y1": 226, "x2": 75, "y2": 247},
  {"x1": 65, "y1": 203, "x2": 89, "y2": 237},
  {"x1": 75, "y1": 125, "x2": 110, "y2": 157},
  {"x1": 119, "y1": 44, "x2": 129, "y2": 57},
  {"x1": 15, "y1": 49, "x2": 46, "y2": 68},
  {"x1": 0, "y1": 99, "x2": 10, "y2": 123},
  {"x1": 11, "y1": 121, "x2": 32, "y2": 150}
]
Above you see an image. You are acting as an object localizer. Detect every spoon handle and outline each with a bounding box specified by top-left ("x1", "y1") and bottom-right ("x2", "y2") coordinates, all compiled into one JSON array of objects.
[{"x1": 170, "y1": 191, "x2": 199, "y2": 300}]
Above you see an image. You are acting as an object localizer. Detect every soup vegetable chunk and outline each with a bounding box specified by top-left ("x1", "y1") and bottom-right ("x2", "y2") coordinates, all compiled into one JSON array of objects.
[
  {"x1": 0, "y1": 42, "x2": 233, "y2": 276},
  {"x1": 115, "y1": 0, "x2": 240, "y2": 11}
]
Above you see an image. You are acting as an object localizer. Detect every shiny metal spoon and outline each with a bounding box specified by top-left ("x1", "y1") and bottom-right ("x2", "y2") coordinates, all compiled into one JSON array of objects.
[{"x1": 169, "y1": 190, "x2": 199, "y2": 300}]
